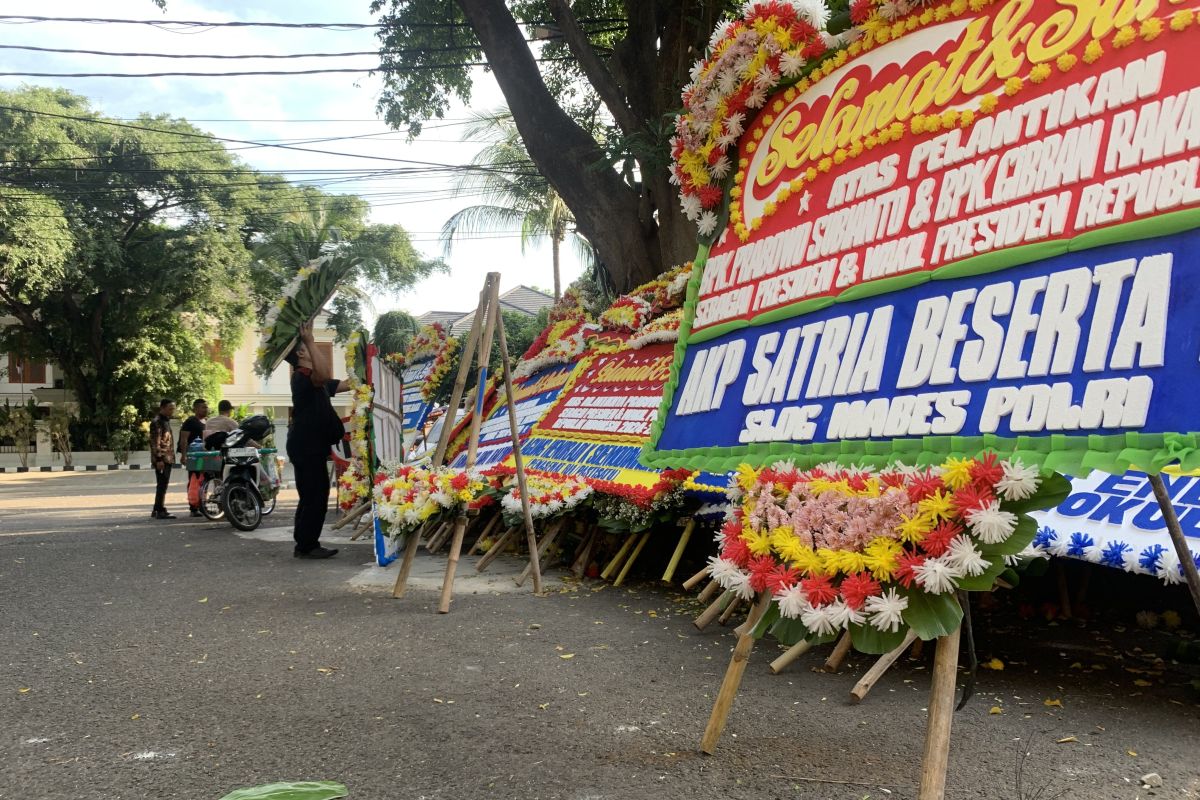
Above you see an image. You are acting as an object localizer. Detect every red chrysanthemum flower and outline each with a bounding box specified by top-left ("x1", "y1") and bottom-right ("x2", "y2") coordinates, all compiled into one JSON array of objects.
[
  {"x1": 766, "y1": 563, "x2": 801, "y2": 594},
  {"x1": 969, "y1": 452, "x2": 1004, "y2": 488},
  {"x1": 699, "y1": 184, "x2": 724, "y2": 208},
  {"x1": 839, "y1": 572, "x2": 882, "y2": 610},
  {"x1": 952, "y1": 484, "x2": 994, "y2": 516},
  {"x1": 847, "y1": 473, "x2": 871, "y2": 492},
  {"x1": 722, "y1": 535, "x2": 751, "y2": 567},
  {"x1": 906, "y1": 470, "x2": 944, "y2": 503},
  {"x1": 879, "y1": 471, "x2": 907, "y2": 490},
  {"x1": 450, "y1": 472, "x2": 470, "y2": 491},
  {"x1": 801, "y1": 575, "x2": 838, "y2": 607},
  {"x1": 382, "y1": 485, "x2": 394, "y2": 500},
  {"x1": 919, "y1": 521, "x2": 962, "y2": 558},
  {"x1": 801, "y1": 38, "x2": 827, "y2": 60},
  {"x1": 748, "y1": 555, "x2": 777, "y2": 593},
  {"x1": 850, "y1": 0, "x2": 874, "y2": 24},
  {"x1": 895, "y1": 552, "x2": 927, "y2": 588}
]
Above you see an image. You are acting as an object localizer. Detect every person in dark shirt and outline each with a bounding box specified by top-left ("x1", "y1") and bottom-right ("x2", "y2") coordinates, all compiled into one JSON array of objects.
[
  {"x1": 149, "y1": 398, "x2": 177, "y2": 520},
  {"x1": 179, "y1": 398, "x2": 208, "y2": 517},
  {"x1": 284, "y1": 322, "x2": 350, "y2": 559}
]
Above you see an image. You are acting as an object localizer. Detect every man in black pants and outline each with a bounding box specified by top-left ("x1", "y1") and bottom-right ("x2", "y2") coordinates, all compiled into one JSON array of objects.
[
  {"x1": 149, "y1": 398, "x2": 177, "y2": 520},
  {"x1": 284, "y1": 322, "x2": 349, "y2": 559}
]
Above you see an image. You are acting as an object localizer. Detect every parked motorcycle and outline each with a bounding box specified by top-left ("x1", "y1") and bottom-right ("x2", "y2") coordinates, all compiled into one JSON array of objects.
[{"x1": 188, "y1": 415, "x2": 281, "y2": 531}]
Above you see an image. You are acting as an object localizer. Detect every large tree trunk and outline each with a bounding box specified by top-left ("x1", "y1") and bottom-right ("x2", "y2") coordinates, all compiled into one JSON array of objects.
[{"x1": 456, "y1": 0, "x2": 662, "y2": 292}]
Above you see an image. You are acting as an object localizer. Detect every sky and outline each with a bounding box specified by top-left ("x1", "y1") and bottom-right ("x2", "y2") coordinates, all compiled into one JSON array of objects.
[{"x1": 0, "y1": 0, "x2": 588, "y2": 320}]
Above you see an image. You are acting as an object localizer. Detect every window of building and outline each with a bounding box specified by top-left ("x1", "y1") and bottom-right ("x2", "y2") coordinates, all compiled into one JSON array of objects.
[
  {"x1": 6, "y1": 354, "x2": 46, "y2": 385},
  {"x1": 206, "y1": 340, "x2": 234, "y2": 376}
]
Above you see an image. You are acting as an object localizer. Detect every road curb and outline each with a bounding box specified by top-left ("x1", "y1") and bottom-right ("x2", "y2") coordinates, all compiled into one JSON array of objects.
[{"x1": 0, "y1": 464, "x2": 147, "y2": 473}]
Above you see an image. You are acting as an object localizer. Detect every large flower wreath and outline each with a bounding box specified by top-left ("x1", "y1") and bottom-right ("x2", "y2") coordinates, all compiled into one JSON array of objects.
[
  {"x1": 372, "y1": 464, "x2": 487, "y2": 537},
  {"x1": 708, "y1": 456, "x2": 1069, "y2": 651},
  {"x1": 499, "y1": 473, "x2": 593, "y2": 524},
  {"x1": 591, "y1": 468, "x2": 696, "y2": 534}
]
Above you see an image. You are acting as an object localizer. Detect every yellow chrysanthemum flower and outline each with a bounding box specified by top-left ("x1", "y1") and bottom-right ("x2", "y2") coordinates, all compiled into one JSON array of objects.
[
  {"x1": 941, "y1": 456, "x2": 974, "y2": 489},
  {"x1": 735, "y1": 463, "x2": 758, "y2": 492},
  {"x1": 805, "y1": 167, "x2": 818, "y2": 181},
  {"x1": 776, "y1": 187, "x2": 792, "y2": 203},
  {"x1": 1112, "y1": 25, "x2": 1136, "y2": 48},
  {"x1": 1171, "y1": 9, "x2": 1194, "y2": 30},
  {"x1": 848, "y1": 140, "x2": 864, "y2": 158},
  {"x1": 950, "y1": 0, "x2": 968, "y2": 14},
  {"x1": 864, "y1": 537, "x2": 905, "y2": 581},
  {"x1": 833, "y1": 148, "x2": 848, "y2": 164},
  {"x1": 979, "y1": 93, "x2": 998, "y2": 113},
  {"x1": 1140, "y1": 17, "x2": 1163, "y2": 40},
  {"x1": 911, "y1": 115, "x2": 927, "y2": 134},
  {"x1": 1056, "y1": 52, "x2": 1077, "y2": 71},
  {"x1": 788, "y1": 545, "x2": 826, "y2": 576},
  {"x1": 959, "y1": 108, "x2": 976, "y2": 127},
  {"x1": 919, "y1": 489, "x2": 957, "y2": 522},
  {"x1": 897, "y1": 511, "x2": 934, "y2": 544},
  {"x1": 1029, "y1": 63, "x2": 1052, "y2": 83},
  {"x1": 1083, "y1": 39, "x2": 1104, "y2": 63},
  {"x1": 865, "y1": 133, "x2": 879, "y2": 149},
  {"x1": 1004, "y1": 76, "x2": 1023, "y2": 96},
  {"x1": 818, "y1": 157, "x2": 832, "y2": 172}
]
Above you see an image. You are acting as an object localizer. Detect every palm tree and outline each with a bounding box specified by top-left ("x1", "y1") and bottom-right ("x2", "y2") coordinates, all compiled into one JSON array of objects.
[{"x1": 440, "y1": 109, "x2": 591, "y2": 300}]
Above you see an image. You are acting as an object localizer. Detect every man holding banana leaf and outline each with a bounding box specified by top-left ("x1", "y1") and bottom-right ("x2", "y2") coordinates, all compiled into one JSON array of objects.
[{"x1": 285, "y1": 322, "x2": 351, "y2": 559}]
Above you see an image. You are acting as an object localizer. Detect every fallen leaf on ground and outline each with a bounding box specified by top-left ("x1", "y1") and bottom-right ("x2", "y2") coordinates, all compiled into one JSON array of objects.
[
  {"x1": 17, "y1": 688, "x2": 30, "y2": 694},
  {"x1": 982, "y1": 658, "x2": 1005, "y2": 671},
  {"x1": 989, "y1": 706, "x2": 1003, "y2": 715},
  {"x1": 559, "y1": 653, "x2": 575, "y2": 660},
  {"x1": 198, "y1": 598, "x2": 208, "y2": 604},
  {"x1": 1043, "y1": 698, "x2": 1063, "y2": 708},
  {"x1": 1133, "y1": 679, "x2": 1152, "y2": 687},
  {"x1": 316, "y1": 667, "x2": 336, "y2": 675},
  {"x1": 433, "y1": 698, "x2": 444, "y2": 704},
  {"x1": 1056, "y1": 736, "x2": 1077, "y2": 743},
  {"x1": 1127, "y1": 750, "x2": 1138, "y2": 757},
  {"x1": 130, "y1": 714, "x2": 140, "y2": 720},
  {"x1": 538, "y1": 703, "x2": 549, "y2": 710}
]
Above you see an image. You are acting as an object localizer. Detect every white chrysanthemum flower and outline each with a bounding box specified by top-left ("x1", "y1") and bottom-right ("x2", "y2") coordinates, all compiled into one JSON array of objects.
[
  {"x1": 779, "y1": 50, "x2": 807, "y2": 78},
  {"x1": 1156, "y1": 550, "x2": 1184, "y2": 585},
  {"x1": 1003, "y1": 545, "x2": 1049, "y2": 566},
  {"x1": 740, "y1": 0, "x2": 761, "y2": 18},
  {"x1": 726, "y1": 570, "x2": 755, "y2": 600},
  {"x1": 668, "y1": 165, "x2": 683, "y2": 186},
  {"x1": 725, "y1": 111, "x2": 746, "y2": 138},
  {"x1": 697, "y1": 210, "x2": 719, "y2": 237},
  {"x1": 996, "y1": 459, "x2": 1040, "y2": 501},
  {"x1": 679, "y1": 192, "x2": 703, "y2": 221},
  {"x1": 708, "y1": 555, "x2": 745, "y2": 586},
  {"x1": 828, "y1": 599, "x2": 865, "y2": 629},
  {"x1": 865, "y1": 587, "x2": 909, "y2": 632},
  {"x1": 746, "y1": 87, "x2": 768, "y2": 108},
  {"x1": 801, "y1": 601, "x2": 839, "y2": 636},
  {"x1": 914, "y1": 556, "x2": 962, "y2": 594},
  {"x1": 754, "y1": 65, "x2": 778, "y2": 89},
  {"x1": 776, "y1": 583, "x2": 807, "y2": 618},
  {"x1": 965, "y1": 500, "x2": 1018, "y2": 544},
  {"x1": 717, "y1": 68, "x2": 742, "y2": 95},
  {"x1": 879, "y1": 0, "x2": 908, "y2": 19},
  {"x1": 689, "y1": 60, "x2": 705, "y2": 82},
  {"x1": 792, "y1": 0, "x2": 831, "y2": 28},
  {"x1": 710, "y1": 18, "x2": 736, "y2": 48},
  {"x1": 710, "y1": 154, "x2": 732, "y2": 179},
  {"x1": 771, "y1": 459, "x2": 797, "y2": 472},
  {"x1": 733, "y1": 54, "x2": 754, "y2": 79},
  {"x1": 716, "y1": 131, "x2": 739, "y2": 150},
  {"x1": 945, "y1": 535, "x2": 990, "y2": 577}
]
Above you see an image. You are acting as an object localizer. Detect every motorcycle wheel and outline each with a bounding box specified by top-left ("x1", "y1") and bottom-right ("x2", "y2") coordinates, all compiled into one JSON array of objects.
[
  {"x1": 223, "y1": 482, "x2": 262, "y2": 531},
  {"x1": 200, "y1": 477, "x2": 226, "y2": 521}
]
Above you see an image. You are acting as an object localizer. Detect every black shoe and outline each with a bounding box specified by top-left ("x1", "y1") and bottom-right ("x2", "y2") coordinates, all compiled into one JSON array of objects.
[
  {"x1": 190, "y1": 509, "x2": 203, "y2": 517},
  {"x1": 156, "y1": 510, "x2": 177, "y2": 520},
  {"x1": 294, "y1": 546, "x2": 338, "y2": 559}
]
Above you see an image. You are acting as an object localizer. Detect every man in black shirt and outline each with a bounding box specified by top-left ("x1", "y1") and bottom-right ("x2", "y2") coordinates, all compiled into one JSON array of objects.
[
  {"x1": 285, "y1": 322, "x2": 349, "y2": 559},
  {"x1": 179, "y1": 399, "x2": 208, "y2": 517}
]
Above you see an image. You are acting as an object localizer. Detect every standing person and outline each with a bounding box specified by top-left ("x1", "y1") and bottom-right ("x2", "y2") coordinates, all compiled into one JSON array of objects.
[
  {"x1": 285, "y1": 322, "x2": 350, "y2": 559},
  {"x1": 149, "y1": 398, "x2": 177, "y2": 520},
  {"x1": 203, "y1": 399, "x2": 239, "y2": 446},
  {"x1": 179, "y1": 398, "x2": 208, "y2": 517}
]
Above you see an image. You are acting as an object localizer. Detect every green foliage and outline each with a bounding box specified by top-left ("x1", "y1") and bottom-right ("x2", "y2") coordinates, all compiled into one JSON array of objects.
[
  {"x1": 48, "y1": 405, "x2": 75, "y2": 466},
  {"x1": 217, "y1": 782, "x2": 348, "y2": 800},
  {"x1": 0, "y1": 404, "x2": 35, "y2": 467},
  {"x1": 373, "y1": 310, "x2": 419, "y2": 356}
]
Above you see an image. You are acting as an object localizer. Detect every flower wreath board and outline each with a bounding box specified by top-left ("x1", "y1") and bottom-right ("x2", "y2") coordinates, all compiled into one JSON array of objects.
[
  {"x1": 639, "y1": 0, "x2": 1200, "y2": 785},
  {"x1": 446, "y1": 363, "x2": 575, "y2": 471}
]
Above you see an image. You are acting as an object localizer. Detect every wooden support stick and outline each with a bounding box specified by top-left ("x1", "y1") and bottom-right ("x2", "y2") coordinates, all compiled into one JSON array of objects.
[
  {"x1": 437, "y1": 514, "x2": 469, "y2": 614},
  {"x1": 614, "y1": 531, "x2": 651, "y2": 587},
  {"x1": 823, "y1": 631, "x2": 853, "y2": 673},
  {"x1": 1148, "y1": 473, "x2": 1200, "y2": 618},
  {"x1": 391, "y1": 522, "x2": 427, "y2": 598},
  {"x1": 909, "y1": 638, "x2": 925, "y2": 660},
  {"x1": 699, "y1": 592, "x2": 772, "y2": 755},
  {"x1": 850, "y1": 629, "x2": 919, "y2": 703},
  {"x1": 717, "y1": 595, "x2": 743, "y2": 626},
  {"x1": 515, "y1": 518, "x2": 565, "y2": 588},
  {"x1": 694, "y1": 590, "x2": 733, "y2": 631},
  {"x1": 424, "y1": 520, "x2": 449, "y2": 552},
  {"x1": 571, "y1": 527, "x2": 598, "y2": 577},
  {"x1": 696, "y1": 578, "x2": 722, "y2": 604},
  {"x1": 350, "y1": 515, "x2": 373, "y2": 541},
  {"x1": 475, "y1": 526, "x2": 517, "y2": 573},
  {"x1": 332, "y1": 499, "x2": 370, "y2": 530},
  {"x1": 682, "y1": 565, "x2": 710, "y2": 592},
  {"x1": 769, "y1": 639, "x2": 814, "y2": 675},
  {"x1": 467, "y1": 513, "x2": 501, "y2": 556},
  {"x1": 491, "y1": 279, "x2": 543, "y2": 596},
  {"x1": 430, "y1": 287, "x2": 485, "y2": 469},
  {"x1": 600, "y1": 535, "x2": 637, "y2": 581},
  {"x1": 661, "y1": 519, "x2": 695, "y2": 583},
  {"x1": 917, "y1": 625, "x2": 963, "y2": 800}
]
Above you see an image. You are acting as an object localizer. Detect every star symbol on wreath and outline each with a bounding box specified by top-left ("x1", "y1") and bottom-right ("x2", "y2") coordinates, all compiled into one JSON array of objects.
[{"x1": 797, "y1": 190, "x2": 812, "y2": 215}]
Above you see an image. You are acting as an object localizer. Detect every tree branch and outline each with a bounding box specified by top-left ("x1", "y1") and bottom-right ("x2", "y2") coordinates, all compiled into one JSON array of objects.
[{"x1": 545, "y1": 0, "x2": 642, "y2": 139}]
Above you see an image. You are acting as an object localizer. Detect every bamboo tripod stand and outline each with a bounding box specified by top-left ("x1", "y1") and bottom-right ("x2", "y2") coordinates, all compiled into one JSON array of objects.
[{"x1": 390, "y1": 272, "x2": 544, "y2": 610}]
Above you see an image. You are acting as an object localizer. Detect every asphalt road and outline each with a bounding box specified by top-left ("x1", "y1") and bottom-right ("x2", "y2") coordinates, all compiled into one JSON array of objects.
[{"x1": 1, "y1": 472, "x2": 1198, "y2": 800}]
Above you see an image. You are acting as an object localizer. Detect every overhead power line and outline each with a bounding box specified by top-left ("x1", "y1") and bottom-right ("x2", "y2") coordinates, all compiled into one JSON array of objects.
[
  {"x1": 0, "y1": 14, "x2": 626, "y2": 30},
  {"x1": 0, "y1": 56, "x2": 587, "y2": 78}
]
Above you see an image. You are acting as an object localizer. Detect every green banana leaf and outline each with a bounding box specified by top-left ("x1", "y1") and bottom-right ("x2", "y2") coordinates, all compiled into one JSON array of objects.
[
  {"x1": 900, "y1": 588, "x2": 963, "y2": 640},
  {"x1": 849, "y1": 622, "x2": 910, "y2": 654},
  {"x1": 256, "y1": 254, "x2": 362, "y2": 377},
  {"x1": 218, "y1": 781, "x2": 348, "y2": 800}
]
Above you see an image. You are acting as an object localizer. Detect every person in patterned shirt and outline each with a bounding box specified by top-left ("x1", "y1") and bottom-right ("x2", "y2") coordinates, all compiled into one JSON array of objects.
[{"x1": 149, "y1": 398, "x2": 177, "y2": 520}]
